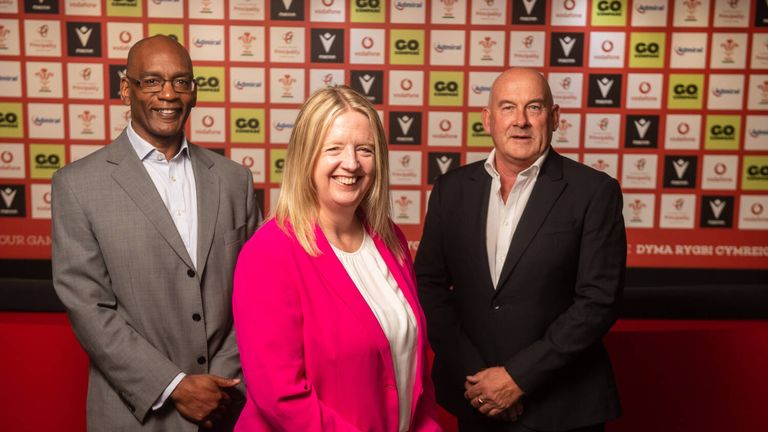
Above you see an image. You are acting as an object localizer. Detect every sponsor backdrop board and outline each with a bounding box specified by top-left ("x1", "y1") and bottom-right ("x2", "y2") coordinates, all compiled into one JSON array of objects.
[{"x1": 0, "y1": 0, "x2": 767, "y2": 268}]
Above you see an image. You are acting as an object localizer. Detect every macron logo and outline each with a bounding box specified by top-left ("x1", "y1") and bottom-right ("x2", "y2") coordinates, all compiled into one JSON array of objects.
[
  {"x1": 398, "y1": 116, "x2": 414, "y2": 135},
  {"x1": 437, "y1": 156, "x2": 453, "y2": 174},
  {"x1": 76, "y1": 26, "x2": 92, "y2": 47},
  {"x1": 319, "y1": 32, "x2": 336, "y2": 53},
  {"x1": 597, "y1": 77, "x2": 614, "y2": 98},
  {"x1": 673, "y1": 159, "x2": 689, "y2": 179},
  {"x1": 282, "y1": 0, "x2": 294, "y2": 10},
  {"x1": 358, "y1": 74, "x2": 375, "y2": 94},
  {"x1": 559, "y1": 36, "x2": 576, "y2": 57},
  {"x1": 709, "y1": 199, "x2": 726, "y2": 219},
  {"x1": 1, "y1": 187, "x2": 16, "y2": 208},
  {"x1": 634, "y1": 118, "x2": 650, "y2": 139},
  {"x1": 523, "y1": 0, "x2": 538, "y2": 14}
]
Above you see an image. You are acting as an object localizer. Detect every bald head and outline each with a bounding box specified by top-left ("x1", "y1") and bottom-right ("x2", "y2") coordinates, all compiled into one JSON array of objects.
[
  {"x1": 489, "y1": 68, "x2": 554, "y2": 108},
  {"x1": 126, "y1": 35, "x2": 193, "y2": 76}
]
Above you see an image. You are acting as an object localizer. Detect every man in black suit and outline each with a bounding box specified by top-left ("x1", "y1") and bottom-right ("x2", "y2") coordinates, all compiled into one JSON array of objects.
[{"x1": 415, "y1": 68, "x2": 625, "y2": 432}]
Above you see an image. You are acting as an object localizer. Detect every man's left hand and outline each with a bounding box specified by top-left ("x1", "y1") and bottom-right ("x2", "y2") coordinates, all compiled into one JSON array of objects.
[{"x1": 464, "y1": 367, "x2": 524, "y2": 417}]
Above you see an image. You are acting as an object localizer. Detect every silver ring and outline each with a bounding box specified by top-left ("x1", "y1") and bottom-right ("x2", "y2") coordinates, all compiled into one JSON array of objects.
[{"x1": 477, "y1": 396, "x2": 485, "y2": 405}]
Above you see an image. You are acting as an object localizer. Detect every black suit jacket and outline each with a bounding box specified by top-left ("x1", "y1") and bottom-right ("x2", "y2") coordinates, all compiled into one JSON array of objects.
[{"x1": 415, "y1": 150, "x2": 625, "y2": 431}]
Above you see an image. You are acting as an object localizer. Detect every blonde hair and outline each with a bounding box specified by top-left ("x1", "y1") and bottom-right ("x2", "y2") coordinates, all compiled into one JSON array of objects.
[{"x1": 273, "y1": 86, "x2": 403, "y2": 260}]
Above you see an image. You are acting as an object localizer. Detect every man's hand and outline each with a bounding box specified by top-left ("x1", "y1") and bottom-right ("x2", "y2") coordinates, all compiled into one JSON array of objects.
[
  {"x1": 170, "y1": 374, "x2": 240, "y2": 429},
  {"x1": 464, "y1": 367, "x2": 525, "y2": 417}
]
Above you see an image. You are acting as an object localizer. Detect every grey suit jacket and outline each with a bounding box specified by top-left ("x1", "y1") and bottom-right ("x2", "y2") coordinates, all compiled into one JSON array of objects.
[{"x1": 52, "y1": 131, "x2": 259, "y2": 431}]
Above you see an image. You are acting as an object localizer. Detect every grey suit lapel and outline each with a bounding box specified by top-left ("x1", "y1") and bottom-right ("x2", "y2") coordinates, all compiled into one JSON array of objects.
[
  {"x1": 190, "y1": 145, "x2": 220, "y2": 276},
  {"x1": 495, "y1": 151, "x2": 566, "y2": 292},
  {"x1": 108, "y1": 131, "x2": 195, "y2": 270}
]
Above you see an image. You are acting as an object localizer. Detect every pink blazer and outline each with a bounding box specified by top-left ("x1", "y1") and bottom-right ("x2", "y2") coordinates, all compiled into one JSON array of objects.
[{"x1": 233, "y1": 219, "x2": 442, "y2": 432}]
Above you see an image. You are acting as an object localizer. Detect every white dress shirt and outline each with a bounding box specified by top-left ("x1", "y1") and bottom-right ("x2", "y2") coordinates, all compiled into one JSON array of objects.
[
  {"x1": 484, "y1": 148, "x2": 549, "y2": 287},
  {"x1": 332, "y1": 232, "x2": 418, "y2": 432},
  {"x1": 127, "y1": 122, "x2": 197, "y2": 410}
]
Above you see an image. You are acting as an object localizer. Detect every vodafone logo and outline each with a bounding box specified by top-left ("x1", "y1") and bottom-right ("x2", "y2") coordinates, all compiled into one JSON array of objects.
[
  {"x1": 752, "y1": 203, "x2": 764, "y2": 216},
  {"x1": 241, "y1": 156, "x2": 255, "y2": 168},
  {"x1": 639, "y1": 81, "x2": 652, "y2": 94},
  {"x1": 322, "y1": 0, "x2": 334, "y2": 5},
  {"x1": 362, "y1": 37, "x2": 374, "y2": 49},
  {"x1": 439, "y1": 119, "x2": 452, "y2": 131},
  {"x1": 400, "y1": 79, "x2": 413, "y2": 91},
  {"x1": 677, "y1": 122, "x2": 690, "y2": 135},
  {"x1": 564, "y1": 0, "x2": 576, "y2": 10},
  {"x1": 714, "y1": 163, "x2": 727, "y2": 175},
  {"x1": 1, "y1": 151, "x2": 12, "y2": 163},
  {"x1": 202, "y1": 115, "x2": 215, "y2": 128},
  {"x1": 43, "y1": 192, "x2": 52, "y2": 205},
  {"x1": 602, "y1": 40, "x2": 613, "y2": 53},
  {"x1": 119, "y1": 31, "x2": 132, "y2": 44}
]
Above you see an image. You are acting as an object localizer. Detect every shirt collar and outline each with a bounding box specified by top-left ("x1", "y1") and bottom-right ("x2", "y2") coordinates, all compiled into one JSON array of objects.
[
  {"x1": 127, "y1": 121, "x2": 190, "y2": 162},
  {"x1": 484, "y1": 147, "x2": 549, "y2": 180}
]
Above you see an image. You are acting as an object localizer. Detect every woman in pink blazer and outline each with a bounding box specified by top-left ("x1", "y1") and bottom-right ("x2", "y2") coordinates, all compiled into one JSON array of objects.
[{"x1": 233, "y1": 86, "x2": 442, "y2": 432}]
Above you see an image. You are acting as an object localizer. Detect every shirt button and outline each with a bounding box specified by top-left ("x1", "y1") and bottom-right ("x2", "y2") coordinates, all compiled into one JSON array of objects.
[
  {"x1": 197, "y1": 356, "x2": 206, "y2": 365},
  {"x1": 494, "y1": 305, "x2": 501, "y2": 310},
  {"x1": 187, "y1": 269, "x2": 195, "y2": 278},
  {"x1": 192, "y1": 313, "x2": 201, "y2": 322}
]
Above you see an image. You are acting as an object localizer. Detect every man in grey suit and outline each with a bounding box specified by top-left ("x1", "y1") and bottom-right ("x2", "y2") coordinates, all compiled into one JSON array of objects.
[{"x1": 52, "y1": 35, "x2": 260, "y2": 431}]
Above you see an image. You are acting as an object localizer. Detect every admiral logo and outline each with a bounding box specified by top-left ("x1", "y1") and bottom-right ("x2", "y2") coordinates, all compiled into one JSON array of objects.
[
  {"x1": 273, "y1": 121, "x2": 294, "y2": 132},
  {"x1": 663, "y1": 156, "x2": 697, "y2": 188},
  {"x1": 389, "y1": 112, "x2": 421, "y2": 144},
  {"x1": 674, "y1": 46, "x2": 704, "y2": 56},
  {"x1": 394, "y1": 1, "x2": 422, "y2": 10},
  {"x1": 595, "y1": 0, "x2": 623, "y2": 16},
  {"x1": 233, "y1": 80, "x2": 262, "y2": 90},
  {"x1": 711, "y1": 87, "x2": 741, "y2": 98},
  {"x1": 635, "y1": 3, "x2": 664, "y2": 13},
  {"x1": 433, "y1": 42, "x2": 462, "y2": 53},
  {"x1": 25, "y1": 0, "x2": 59, "y2": 13},
  {"x1": 350, "y1": 71, "x2": 383, "y2": 104},
  {"x1": 0, "y1": 185, "x2": 24, "y2": 217},
  {"x1": 512, "y1": 0, "x2": 546, "y2": 24},
  {"x1": 701, "y1": 196, "x2": 733, "y2": 228},
  {"x1": 67, "y1": 23, "x2": 101, "y2": 57},
  {"x1": 550, "y1": 33, "x2": 583, "y2": 66},
  {"x1": 32, "y1": 116, "x2": 61, "y2": 127},
  {"x1": 271, "y1": 0, "x2": 304, "y2": 20},
  {"x1": 193, "y1": 38, "x2": 222, "y2": 48},
  {"x1": 427, "y1": 152, "x2": 460, "y2": 184},
  {"x1": 588, "y1": 74, "x2": 622, "y2": 107},
  {"x1": 311, "y1": 29, "x2": 344, "y2": 63},
  {"x1": 625, "y1": 115, "x2": 658, "y2": 148},
  {"x1": 750, "y1": 129, "x2": 768, "y2": 138}
]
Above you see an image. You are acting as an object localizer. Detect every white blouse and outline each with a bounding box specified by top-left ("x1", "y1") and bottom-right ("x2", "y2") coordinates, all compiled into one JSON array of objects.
[{"x1": 331, "y1": 232, "x2": 418, "y2": 432}]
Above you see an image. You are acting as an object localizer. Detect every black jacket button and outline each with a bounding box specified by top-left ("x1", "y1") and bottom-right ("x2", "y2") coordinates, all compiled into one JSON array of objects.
[
  {"x1": 197, "y1": 356, "x2": 206, "y2": 365},
  {"x1": 192, "y1": 313, "x2": 201, "y2": 322},
  {"x1": 187, "y1": 269, "x2": 195, "y2": 278}
]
